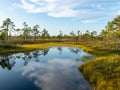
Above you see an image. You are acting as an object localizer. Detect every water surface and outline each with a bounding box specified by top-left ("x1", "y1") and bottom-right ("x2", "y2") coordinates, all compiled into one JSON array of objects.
[{"x1": 0, "y1": 47, "x2": 94, "y2": 90}]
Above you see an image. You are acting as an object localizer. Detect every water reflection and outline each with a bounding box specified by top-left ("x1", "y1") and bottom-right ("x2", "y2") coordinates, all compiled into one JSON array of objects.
[
  {"x1": 22, "y1": 59, "x2": 91, "y2": 90},
  {"x1": 57, "y1": 47, "x2": 63, "y2": 54},
  {"x1": 0, "y1": 54, "x2": 15, "y2": 70},
  {"x1": 0, "y1": 48, "x2": 50, "y2": 69},
  {"x1": 68, "y1": 47, "x2": 81, "y2": 54},
  {"x1": 0, "y1": 47, "x2": 94, "y2": 90}
]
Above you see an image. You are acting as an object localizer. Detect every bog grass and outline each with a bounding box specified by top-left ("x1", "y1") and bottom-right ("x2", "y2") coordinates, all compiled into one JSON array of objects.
[{"x1": 0, "y1": 42, "x2": 119, "y2": 90}]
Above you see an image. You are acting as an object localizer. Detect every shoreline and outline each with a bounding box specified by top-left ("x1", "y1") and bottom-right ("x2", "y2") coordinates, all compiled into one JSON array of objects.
[{"x1": 0, "y1": 42, "x2": 119, "y2": 90}]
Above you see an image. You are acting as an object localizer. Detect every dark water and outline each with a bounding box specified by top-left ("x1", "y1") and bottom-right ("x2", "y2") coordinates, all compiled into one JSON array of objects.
[{"x1": 0, "y1": 47, "x2": 94, "y2": 90}]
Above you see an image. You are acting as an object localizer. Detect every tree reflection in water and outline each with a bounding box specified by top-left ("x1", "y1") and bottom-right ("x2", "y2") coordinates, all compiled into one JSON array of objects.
[
  {"x1": 0, "y1": 47, "x2": 90, "y2": 70},
  {"x1": 0, "y1": 47, "x2": 93, "y2": 70},
  {"x1": 57, "y1": 47, "x2": 63, "y2": 55},
  {"x1": 0, "y1": 48, "x2": 50, "y2": 69},
  {"x1": 0, "y1": 47, "x2": 93, "y2": 90},
  {"x1": 68, "y1": 47, "x2": 81, "y2": 54},
  {"x1": 0, "y1": 54, "x2": 15, "y2": 70}
]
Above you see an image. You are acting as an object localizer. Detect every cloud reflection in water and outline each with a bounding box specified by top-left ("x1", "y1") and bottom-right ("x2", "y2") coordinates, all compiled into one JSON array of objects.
[{"x1": 22, "y1": 58, "x2": 91, "y2": 90}]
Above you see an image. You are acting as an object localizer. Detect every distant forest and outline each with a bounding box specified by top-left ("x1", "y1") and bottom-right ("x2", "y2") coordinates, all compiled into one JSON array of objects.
[
  {"x1": 0, "y1": 15, "x2": 120, "y2": 50},
  {"x1": 0, "y1": 15, "x2": 120, "y2": 90}
]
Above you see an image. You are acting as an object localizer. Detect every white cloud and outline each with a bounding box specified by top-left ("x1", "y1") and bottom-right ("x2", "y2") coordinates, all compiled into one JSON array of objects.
[
  {"x1": 13, "y1": 0, "x2": 87, "y2": 17},
  {"x1": 48, "y1": 9, "x2": 79, "y2": 17},
  {"x1": 21, "y1": 58, "x2": 89, "y2": 90},
  {"x1": 14, "y1": 0, "x2": 35, "y2": 10},
  {"x1": 21, "y1": 59, "x2": 76, "y2": 90},
  {"x1": 116, "y1": 11, "x2": 120, "y2": 15},
  {"x1": 13, "y1": 0, "x2": 119, "y2": 18},
  {"x1": 91, "y1": 4, "x2": 102, "y2": 9},
  {"x1": 81, "y1": 19, "x2": 97, "y2": 24}
]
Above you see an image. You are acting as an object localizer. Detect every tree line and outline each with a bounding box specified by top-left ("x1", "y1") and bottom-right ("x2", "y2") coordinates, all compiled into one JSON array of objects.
[{"x1": 0, "y1": 16, "x2": 120, "y2": 50}]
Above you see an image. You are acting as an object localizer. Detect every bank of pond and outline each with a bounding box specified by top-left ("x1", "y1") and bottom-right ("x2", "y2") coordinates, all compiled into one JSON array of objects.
[
  {"x1": 0, "y1": 43, "x2": 120, "y2": 90},
  {"x1": 0, "y1": 47, "x2": 95, "y2": 90}
]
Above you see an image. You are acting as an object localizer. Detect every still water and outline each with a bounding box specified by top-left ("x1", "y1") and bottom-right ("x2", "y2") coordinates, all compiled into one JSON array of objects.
[{"x1": 0, "y1": 47, "x2": 94, "y2": 90}]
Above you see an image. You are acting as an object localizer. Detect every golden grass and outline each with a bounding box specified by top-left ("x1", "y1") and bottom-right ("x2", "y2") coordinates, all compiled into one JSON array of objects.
[
  {"x1": 0, "y1": 42, "x2": 91, "y2": 54},
  {"x1": 0, "y1": 42, "x2": 120, "y2": 90},
  {"x1": 80, "y1": 54, "x2": 120, "y2": 90},
  {"x1": 21, "y1": 42, "x2": 94, "y2": 53}
]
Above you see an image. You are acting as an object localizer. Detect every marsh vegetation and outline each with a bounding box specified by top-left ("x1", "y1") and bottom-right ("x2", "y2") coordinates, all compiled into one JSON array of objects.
[{"x1": 0, "y1": 15, "x2": 120, "y2": 90}]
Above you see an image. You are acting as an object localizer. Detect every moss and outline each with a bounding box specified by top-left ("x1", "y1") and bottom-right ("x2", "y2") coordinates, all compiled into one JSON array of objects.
[
  {"x1": 0, "y1": 42, "x2": 120, "y2": 89},
  {"x1": 0, "y1": 42, "x2": 92, "y2": 54},
  {"x1": 79, "y1": 54, "x2": 120, "y2": 90}
]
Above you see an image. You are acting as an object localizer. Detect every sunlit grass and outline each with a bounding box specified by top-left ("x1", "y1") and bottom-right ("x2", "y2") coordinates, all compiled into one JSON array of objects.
[
  {"x1": 80, "y1": 54, "x2": 120, "y2": 90},
  {"x1": 0, "y1": 42, "x2": 88, "y2": 54},
  {"x1": 0, "y1": 42, "x2": 120, "y2": 90}
]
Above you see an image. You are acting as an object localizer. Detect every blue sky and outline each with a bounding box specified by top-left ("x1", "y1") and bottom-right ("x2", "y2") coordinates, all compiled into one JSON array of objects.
[{"x1": 0, "y1": 0, "x2": 120, "y2": 35}]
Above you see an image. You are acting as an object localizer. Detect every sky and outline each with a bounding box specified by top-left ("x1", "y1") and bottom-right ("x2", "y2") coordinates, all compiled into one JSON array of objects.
[{"x1": 0, "y1": 0, "x2": 120, "y2": 35}]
